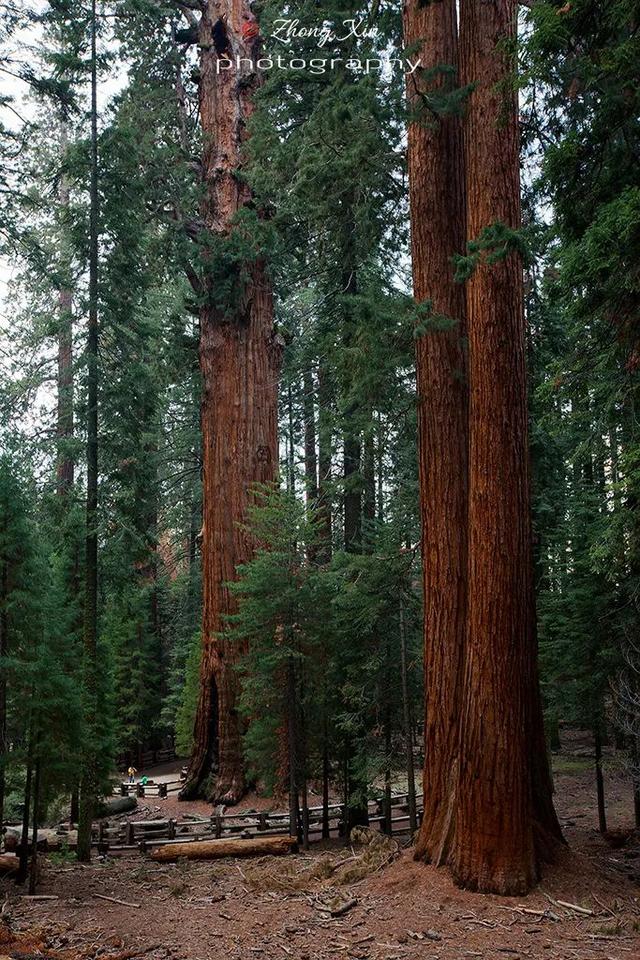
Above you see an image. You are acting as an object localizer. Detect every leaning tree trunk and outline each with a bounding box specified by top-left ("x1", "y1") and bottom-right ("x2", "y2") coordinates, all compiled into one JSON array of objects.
[
  {"x1": 403, "y1": 0, "x2": 468, "y2": 867},
  {"x1": 453, "y1": 0, "x2": 562, "y2": 894},
  {"x1": 180, "y1": 0, "x2": 282, "y2": 804}
]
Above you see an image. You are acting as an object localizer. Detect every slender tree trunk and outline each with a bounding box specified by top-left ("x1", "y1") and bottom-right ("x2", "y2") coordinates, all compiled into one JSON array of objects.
[
  {"x1": 343, "y1": 734, "x2": 369, "y2": 833},
  {"x1": 317, "y1": 363, "x2": 333, "y2": 563},
  {"x1": 303, "y1": 368, "x2": 318, "y2": 506},
  {"x1": 299, "y1": 705, "x2": 309, "y2": 850},
  {"x1": 303, "y1": 367, "x2": 318, "y2": 563},
  {"x1": 383, "y1": 641, "x2": 392, "y2": 838},
  {"x1": 342, "y1": 261, "x2": 361, "y2": 553},
  {"x1": 287, "y1": 656, "x2": 300, "y2": 843},
  {"x1": 343, "y1": 429, "x2": 361, "y2": 552},
  {"x1": 70, "y1": 787, "x2": 79, "y2": 825},
  {"x1": 321, "y1": 704, "x2": 330, "y2": 840},
  {"x1": 16, "y1": 740, "x2": 33, "y2": 885},
  {"x1": 633, "y1": 761, "x2": 640, "y2": 830},
  {"x1": 453, "y1": 0, "x2": 562, "y2": 893},
  {"x1": 77, "y1": 0, "x2": 100, "y2": 862},
  {"x1": 28, "y1": 758, "x2": 41, "y2": 894},
  {"x1": 363, "y1": 427, "x2": 375, "y2": 533},
  {"x1": 56, "y1": 122, "x2": 74, "y2": 496},
  {"x1": 399, "y1": 597, "x2": 417, "y2": 835},
  {"x1": 594, "y1": 724, "x2": 607, "y2": 834},
  {"x1": 404, "y1": 0, "x2": 468, "y2": 867},
  {"x1": 376, "y1": 414, "x2": 384, "y2": 524},
  {"x1": 286, "y1": 382, "x2": 296, "y2": 495},
  {"x1": 181, "y1": 0, "x2": 282, "y2": 803}
]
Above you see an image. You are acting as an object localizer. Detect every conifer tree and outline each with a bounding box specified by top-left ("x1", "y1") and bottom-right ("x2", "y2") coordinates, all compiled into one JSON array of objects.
[{"x1": 403, "y1": 0, "x2": 467, "y2": 866}]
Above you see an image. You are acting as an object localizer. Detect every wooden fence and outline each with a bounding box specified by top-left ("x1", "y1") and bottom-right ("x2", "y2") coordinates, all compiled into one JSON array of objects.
[
  {"x1": 89, "y1": 792, "x2": 423, "y2": 853},
  {"x1": 119, "y1": 780, "x2": 177, "y2": 799},
  {"x1": 116, "y1": 746, "x2": 177, "y2": 771}
]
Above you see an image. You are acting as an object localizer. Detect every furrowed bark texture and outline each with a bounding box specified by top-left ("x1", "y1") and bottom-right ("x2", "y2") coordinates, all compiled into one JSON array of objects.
[
  {"x1": 403, "y1": 0, "x2": 468, "y2": 867},
  {"x1": 406, "y1": 0, "x2": 562, "y2": 893},
  {"x1": 454, "y1": 0, "x2": 562, "y2": 893},
  {"x1": 181, "y1": 0, "x2": 282, "y2": 804}
]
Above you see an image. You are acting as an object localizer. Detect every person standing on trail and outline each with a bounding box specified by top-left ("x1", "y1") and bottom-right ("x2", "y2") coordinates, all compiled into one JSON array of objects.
[{"x1": 127, "y1": 766, "x2": 137, "y2": 783}]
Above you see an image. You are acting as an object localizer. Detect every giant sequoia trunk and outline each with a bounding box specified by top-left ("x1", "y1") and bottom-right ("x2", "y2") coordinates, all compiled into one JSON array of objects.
[
  {"x1": 453, "y1": 0, "x2": 562, "y2": 893},
  {"x1": 403, "y1": 0, "x2": 468, "y2": 866},
  {"x1": 406, "y1": 0, "x2": 561, "y2": 893},
  {"x1": 181, "y1": 0, "x2": 281, "y2": 803}
]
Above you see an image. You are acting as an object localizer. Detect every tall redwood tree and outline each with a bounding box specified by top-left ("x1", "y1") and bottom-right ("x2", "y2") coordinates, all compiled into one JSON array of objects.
[
  {"x1": 180, "y1": 0, "x2": 282, "y2": 803},
  {"x1": 453, "y1": 0, "x2": 562, "y2": 893},
  {"x1": 403, "y1": 0, "x2": 468, "y2": 866},
  {"x1": 406, "y1": 0, "x2": 563, "y2": 893}
]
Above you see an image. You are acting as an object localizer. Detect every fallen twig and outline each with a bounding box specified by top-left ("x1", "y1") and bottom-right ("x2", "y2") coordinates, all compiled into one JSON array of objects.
[
  {"x1": 555, "y1": 899, "x2": 594, "y2": 916},
  {"x1": 20, "y1": 894, "x2": 59, "y2": 901},
  {"x1": 94, "y1": 893, "x2": 141, "y2": 908}
]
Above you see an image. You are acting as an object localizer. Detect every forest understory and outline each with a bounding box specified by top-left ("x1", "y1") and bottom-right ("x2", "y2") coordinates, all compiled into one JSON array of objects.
[{"x1": 3, "y1": 747, "x2": 640, "y2": 960}]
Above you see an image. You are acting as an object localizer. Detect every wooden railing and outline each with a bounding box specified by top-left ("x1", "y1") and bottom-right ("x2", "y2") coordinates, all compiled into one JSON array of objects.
[
  {"x1": 89, "y1": 793, "x2": 423, "y2": 852},
  {"x1": 115, "y1": 746, "x2": 177, "y2": 771}
]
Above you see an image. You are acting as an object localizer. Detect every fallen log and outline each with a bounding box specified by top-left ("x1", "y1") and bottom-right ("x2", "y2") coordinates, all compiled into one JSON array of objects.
[
  {"x1": 0, "y1": 855, "x2": 19, "y2": 874},
  {"x1": 5, "y1": 828, "x2": 73, "y2": 853},
  {"x1": 95, "y1": 795, "x2": 137, "y2": 818},
  {"x1": 149, "y1": 835, "x2": 297, "y2": 862}
]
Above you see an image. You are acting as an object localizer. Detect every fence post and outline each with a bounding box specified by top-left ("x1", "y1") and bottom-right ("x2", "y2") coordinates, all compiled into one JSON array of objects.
[
  {"x1": 258, "y1": 813, "x2": 266, "y2": 832},
  {"x1": 338, "y1": 804, "x2": 347, "y2": 838},
  {"x1": 126, "y1": 821, "x2": 134, "y2": 846},
  {"x1": 168, "y1": 818, "x2": 176, "y2": 840},
  {"x1": 215, "y1": 815, "x2": 222, "y2": 839}
]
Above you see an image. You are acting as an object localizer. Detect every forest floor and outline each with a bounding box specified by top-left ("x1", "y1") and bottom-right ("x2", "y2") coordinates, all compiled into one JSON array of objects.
[{"x1": 3, "y1": 749, "x2": 640, "y2": 960}]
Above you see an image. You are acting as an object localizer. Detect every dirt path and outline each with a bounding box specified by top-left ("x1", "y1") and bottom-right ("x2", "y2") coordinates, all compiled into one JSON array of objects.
[{"x1": 3, "y1": 761, "x2": 640, "y2": 960}]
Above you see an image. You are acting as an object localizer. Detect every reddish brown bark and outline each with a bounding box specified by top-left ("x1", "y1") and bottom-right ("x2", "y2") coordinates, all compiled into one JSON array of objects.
[
  {"x1": 180, "y1": 0, "x2": 282, "y2": 803},
  {"x1": 403, "y1": 0, "x2": 468, "y2": 867},
  {"x1": 452, "y1": 0, "x2": 562, "y2": 893}
]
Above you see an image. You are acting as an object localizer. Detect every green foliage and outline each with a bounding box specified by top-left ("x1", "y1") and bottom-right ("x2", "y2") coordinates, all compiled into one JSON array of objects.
[
  {"x1": 175, "y1": 632, "x2": 201, "y2": 758},
  {"x1": 0, "y1": 456, "x2": 83, "y2": 823},
  {"x1": 453, "y1": 222, "x2": 530, "y2": 282},
  {"x1": 523, "y1": 0, "x2": 640, "y2": 750},
  {"x1": 228, "y1": 485, "x2": 421, "y2": 805}
]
